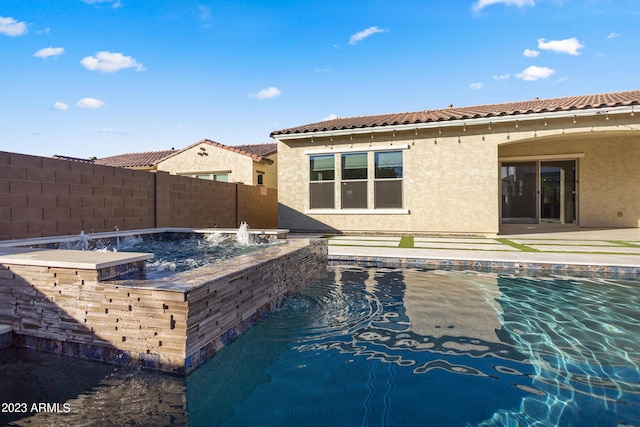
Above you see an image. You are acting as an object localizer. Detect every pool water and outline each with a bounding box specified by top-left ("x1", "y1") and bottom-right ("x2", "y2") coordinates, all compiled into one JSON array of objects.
[
  {"x1": 2, "y1": 267, "x2": 639, "y2": 426},
  {"x1": 115, "y1": 234, "x2": 271, "y2": 274},
  {"x1": 59, "y1": 232, "x2": 275, "y2": 275}
]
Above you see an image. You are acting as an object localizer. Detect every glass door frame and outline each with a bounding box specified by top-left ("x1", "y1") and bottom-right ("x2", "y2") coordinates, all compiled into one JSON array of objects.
[{"x1": 499, "y1": 156, "x2": 580, "y2": 225}]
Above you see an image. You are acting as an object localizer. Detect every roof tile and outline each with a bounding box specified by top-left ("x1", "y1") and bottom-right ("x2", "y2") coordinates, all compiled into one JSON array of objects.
[
  {"x1": 95, "y1": 149, "x2": 177, "y2": 168},
  {"x1": 271, "y1": 90, "x2": 640, "y2": 136}
]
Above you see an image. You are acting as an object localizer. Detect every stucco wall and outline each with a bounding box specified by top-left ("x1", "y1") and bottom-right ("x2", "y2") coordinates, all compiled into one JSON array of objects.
[
  {"x1": 277, "y1": 112, "x2": 640, "y2": 234},
  {"x1": 157, "y1": 142, "x2": 276, "y2": 188},
  {"x1": 277, "y1": 130, "x2": 499, "y2": 235},
  {"x1": 254, "y1": 153, "x2": 277, "y2": 188}
]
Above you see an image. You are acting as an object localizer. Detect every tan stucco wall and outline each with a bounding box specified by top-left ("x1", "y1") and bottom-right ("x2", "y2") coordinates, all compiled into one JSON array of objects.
[
  {"x1": 277, "y1": 112, "x2": 640, "y2": 233},
  {"x1": 253, "y1": 153, "x2": 277, "y2": 188},
  {"x1": 157, "y1": 142, "x2": 277, "y2": 188},
  {"x1": 277, "y1": 130, "x2": 499, "y2": 234}
]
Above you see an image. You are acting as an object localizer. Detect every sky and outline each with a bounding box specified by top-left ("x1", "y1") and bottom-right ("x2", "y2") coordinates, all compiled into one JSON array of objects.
[{"x1": 1, "y1": 0, "x2": 639, "y2": 159}]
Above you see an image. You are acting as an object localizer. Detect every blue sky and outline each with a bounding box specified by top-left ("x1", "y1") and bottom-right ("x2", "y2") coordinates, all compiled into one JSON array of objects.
[{"x1": 1, "y1": 0, "x2": 638, "y2": 158}]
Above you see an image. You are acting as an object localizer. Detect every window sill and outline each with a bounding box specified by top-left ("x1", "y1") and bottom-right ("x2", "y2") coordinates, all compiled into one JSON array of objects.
[{"x1": 305, "y1": 209, "x2": 409, "y2": 215}]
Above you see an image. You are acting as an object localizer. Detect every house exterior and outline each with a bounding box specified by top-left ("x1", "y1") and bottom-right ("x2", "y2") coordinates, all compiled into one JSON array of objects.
[
  {"x1": 94, "y1": 149, "x2": 178, "y2": 171},
  {"x1": 157, "y1": 139, "x2": 278, "y2": 188},
  {"x1": 271, "y1": 90, "x2": 640, "y2": 235}
]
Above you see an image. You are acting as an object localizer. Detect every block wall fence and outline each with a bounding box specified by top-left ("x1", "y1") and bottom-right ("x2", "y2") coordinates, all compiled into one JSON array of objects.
[{"x1": 0, "y1": 151, "x2": 277, "y2": 240}]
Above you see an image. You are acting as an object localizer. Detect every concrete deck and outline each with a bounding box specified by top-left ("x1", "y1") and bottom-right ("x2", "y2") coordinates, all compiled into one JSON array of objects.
[{"x1": 317, "y1": 228, "x2": 640, "y2": 275}]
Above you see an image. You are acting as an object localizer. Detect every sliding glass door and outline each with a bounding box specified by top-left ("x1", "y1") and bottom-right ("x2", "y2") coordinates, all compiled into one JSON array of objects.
[{"x1": 501, "y1": 160, "x2": 576, "y2": 224}]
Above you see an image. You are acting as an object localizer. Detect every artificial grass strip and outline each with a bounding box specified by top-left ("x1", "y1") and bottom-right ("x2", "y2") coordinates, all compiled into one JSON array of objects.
[
  {"x1": 398, "y1": 236, "x2": 415, "y2": 248},
  {"x1": 494, "y1": 238, "x2": 540, "y2": 252},
  {"x1": 606, "y1": 240, "x2": 640, "y2": 248}
]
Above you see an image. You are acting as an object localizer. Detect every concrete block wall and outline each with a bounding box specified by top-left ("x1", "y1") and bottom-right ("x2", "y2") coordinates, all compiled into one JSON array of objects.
[
  {"x1": 237, "y1": 184, "x2": 278, "y2": 229},
  {"x1": 0, "y1": 151, "x2": 278, "y2": 240}
]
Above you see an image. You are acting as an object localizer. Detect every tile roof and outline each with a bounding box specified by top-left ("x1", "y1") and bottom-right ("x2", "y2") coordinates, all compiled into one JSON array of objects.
[
  {"x1": 52, "y1": 154, "x2": 97, "y2": 163},
  {"x1": 162, "y1": 139, "x2": 277, "y2": 163},
  {"x1": 270, "y1": 90, "x2": 640, "y2": 137},
  {"x1": 95, "y1": 149, "x2": 177, "y2": 168}
]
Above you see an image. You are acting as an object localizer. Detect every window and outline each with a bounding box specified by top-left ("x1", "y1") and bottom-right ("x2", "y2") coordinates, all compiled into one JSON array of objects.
[
  {"x1": 341, "y1": 153, "x2": 367, "y2": 208},
  {"x1": 374, "y1": 151, "x2": 403, "y2": 208},
  {"x1": 181, "y1": 172, "x2": 229, "y2": 181},
  {"x1": 307, "y1": 148, "x2": 405, "y2": 211},
  {"x1": 309, "y1": 155, "x2": 335, "y2": 209},
  {"x1": 257, "y1": 174, "x2": 264, "y2": 186}
]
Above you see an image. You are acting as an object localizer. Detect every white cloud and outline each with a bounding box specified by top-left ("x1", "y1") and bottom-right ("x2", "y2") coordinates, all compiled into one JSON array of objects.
[
  {"x1": 80, "y1": 51, "x2": 145, "y2": 72},
  {"x1": 250, "y1": 86, "x2": 281, "y2": 99},
  {"x1": 516, "y1": 65, "x2": 555, "y2": 81},
  {"x1": 607, "y1": 32, "x2": 620, "y2": 39},
  {"x1": 76, "y1": 98, "x2": 106, "y2": 109},
  {"x1": 469, "y1": 82, "x2": 483, "y2": 90},
  {"x1": 0, "y1": 16, "x2": 28, "y2": 36},
  {"x1": 322, "y1": 114, "x2": 338, "y2": 121},
  {"x1": 33, "y1": 47, "x2": 65, "y2": 59},
  {"x1": 537, "y1": 37, "x2": 584, "y2": 55},
  {"x1": 349, "y1": 26, "x2": 387, "y2": 45},
  {"x1": 472, "y1": 0, "x2": 535, "y2": 12},
  {"x1": 81, "y1": 0, "x2": 122, "y2": 8},
  {"x1": 53, "y1": 101, "x2": 69, "y2": 111},
  {"x1": 523, "y1": 48, "x2": 539, "y2": 58},
  {"x1": 493, "y1": 73, "x2": 511, "y2": 80}
]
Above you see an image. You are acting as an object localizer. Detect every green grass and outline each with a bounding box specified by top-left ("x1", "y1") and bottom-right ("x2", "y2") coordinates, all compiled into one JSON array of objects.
[
  {"x1": 494, "y1": 238, "x2": 540, "y2": 252},
  {"x1": 606, "y1": 240, "x2": 640, "y2": 248},
  {"x1": 398, "y1": 236, "x2": 414, "y2": 248}
]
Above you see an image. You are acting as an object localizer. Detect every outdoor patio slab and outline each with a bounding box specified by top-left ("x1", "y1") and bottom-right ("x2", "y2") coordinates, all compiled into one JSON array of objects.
[
  {"x1": 330, "y1": 236, "x2": 402, "y2": 242},
  {"x1": 509, "y1": 239, "x2": 629, "y2": 247},
  {"x1": 323, "y1": 228, "x2": 640, "y2": 275},
  {"x1": 526, "y1": 245, "x2": 640, "y2": 254},
  {"x1": 414, "y1": 238, "x2": 502, "y2": 244},
  {"x1": 414, "y1": 242, "x2": 518, "y2": 251},
  {"x1": 328, "y1": 245, "x2": 640, "y2": 267},
  {"x1": 329, "y1": 239, "x2": 401, "y2": 248}
]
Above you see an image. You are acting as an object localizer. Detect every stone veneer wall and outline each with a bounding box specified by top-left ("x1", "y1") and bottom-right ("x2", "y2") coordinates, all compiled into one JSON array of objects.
[
  {"x1": 0, "y1": 150, "x2": 277, "y2": 240},
  {"x1": 0, "y1": 261, "x2": 188, "y2": 372},
  {"x1": 183, "y1": 239, "x2": 327, "y2": 373},
  {"x1": 0, "y1": 239, "x2": 327, "y2": 375}
]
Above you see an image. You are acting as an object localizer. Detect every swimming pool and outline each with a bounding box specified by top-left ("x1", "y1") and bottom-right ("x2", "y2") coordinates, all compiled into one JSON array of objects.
[
  {"x1": 54, "y1": 227, "x2": 283, "y2": 277},
  {"x1": 2, "y1": 267, "x2": 639, "y2": 426}
]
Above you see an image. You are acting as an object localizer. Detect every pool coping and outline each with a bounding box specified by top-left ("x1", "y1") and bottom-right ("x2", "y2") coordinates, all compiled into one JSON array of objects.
[
  {"x1": 0, "y1": 247, "x2": 154, "y2": 270},
  {"x1": 324, "y1": 236, "x2": 640, "y2": 278},
  {"x1": 0, "y1": 227, "x2": 290, "y2": 249}
]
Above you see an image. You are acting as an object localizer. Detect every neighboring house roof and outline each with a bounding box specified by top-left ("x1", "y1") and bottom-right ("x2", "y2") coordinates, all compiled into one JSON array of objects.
[
  {"x1": 270, "y1": 90, "x2": 640, "y2": 137},
  {"x1": 160, "y1": 139, "x2": 277, "y2": 164},
  {"x1": 52, "y1": 155, "x2": 96, "y2": 163},
  {"x1": 95, "y1": 149, "x2": 177, "y2": 168}
]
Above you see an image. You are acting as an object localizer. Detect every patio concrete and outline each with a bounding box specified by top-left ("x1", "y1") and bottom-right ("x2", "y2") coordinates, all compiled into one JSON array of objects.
[{"x1": 313, "y1": 227, "x2": 640, "y2": 274}]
